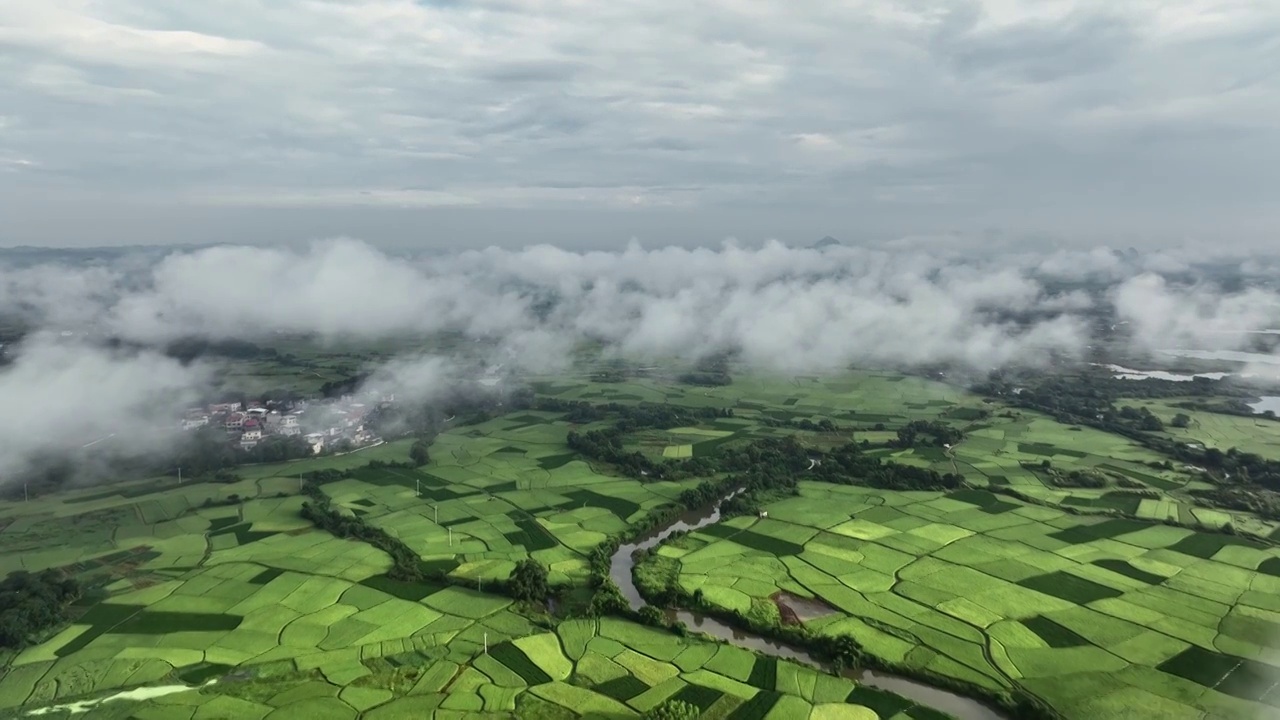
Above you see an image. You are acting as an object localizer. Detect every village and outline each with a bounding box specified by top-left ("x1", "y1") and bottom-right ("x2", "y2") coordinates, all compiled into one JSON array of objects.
[{"x1": 178, "y1": 391, "x2": 395, "y2": 455}]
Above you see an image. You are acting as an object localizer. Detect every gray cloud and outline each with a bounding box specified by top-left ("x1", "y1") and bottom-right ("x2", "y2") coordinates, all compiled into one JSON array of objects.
[
  {"x1": 933, "y1": 6, "x2": 1136, "y2": 84},
  {"x1": 1, "y1": 1, "x2": 1278, "y2": 246}
]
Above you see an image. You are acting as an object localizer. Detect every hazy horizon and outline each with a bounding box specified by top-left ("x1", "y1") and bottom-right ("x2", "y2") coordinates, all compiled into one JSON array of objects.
[{"x1": 2, "y1": 1, "x2": 1278, "y2": 249}]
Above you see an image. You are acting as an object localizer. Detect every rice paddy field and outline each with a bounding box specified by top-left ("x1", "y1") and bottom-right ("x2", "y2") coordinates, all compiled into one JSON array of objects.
[
  {"x1": 4, "y1": 366, "x2": 1280, "y2": 718},
  {"x1": 322, "y1": 413, "x2": 698, "y2": 586},
  {"x1": 0, "y1": 463, "x2": 917, "y2": 718},
  {"x1": 0, "y1": 468, "x2": 932, "y2": 720},
  {"x1": 643, "y1": 482, "x2": 1280, "y2": 720},
  {"x1": 1116, "y1": 399, "x2": 1280, "y2": 460},
  {"x1": 3, "y1": 613, "x2": 940, "y2": 720},
  {"x1": 532, "y1": 373, "x2": 1279, "y2": 537}
]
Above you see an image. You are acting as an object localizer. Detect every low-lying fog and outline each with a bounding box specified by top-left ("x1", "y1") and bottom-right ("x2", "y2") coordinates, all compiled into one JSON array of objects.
[{"x1": 2, "y1": 239, "x2": 1279, "y2": 481}]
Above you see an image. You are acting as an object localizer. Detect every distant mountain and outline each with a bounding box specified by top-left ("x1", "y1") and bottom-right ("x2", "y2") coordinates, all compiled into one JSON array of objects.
[
  {"x1": 812, "y1": 236, "x2": 842, "y2": 249},
  {"x1": 0, "y1": 244, "x2": 216, "y2": 270}
]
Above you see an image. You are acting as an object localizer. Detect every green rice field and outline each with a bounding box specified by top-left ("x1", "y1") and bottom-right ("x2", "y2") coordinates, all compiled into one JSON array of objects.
[
  {"x1": 1117, "y1": 399, "x2": 1280, "y2": 460},
  {"x1": 0, "y1": 468, "x2": 920, "y2": 718},
  {"x1": 4, "y1": 366, "x2": 1280, "y2": 719},
  {"x1": 23, "y1": 614, "x2": 940, "y2": 719},
  {"x1": 644, "y1": 482, "x2": 1280, "y2": 719}
]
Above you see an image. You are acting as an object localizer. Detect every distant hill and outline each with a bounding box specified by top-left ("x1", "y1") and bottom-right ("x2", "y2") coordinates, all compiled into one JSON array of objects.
[
  {"x1": 812, "y1": 236, "x2": 842, "y2": 249},
  {"x1": 0, "y1": 244, "x2": 215, "y2": 270}
]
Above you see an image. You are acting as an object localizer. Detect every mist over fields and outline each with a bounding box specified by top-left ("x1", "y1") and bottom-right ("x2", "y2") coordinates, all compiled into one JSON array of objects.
[{"x1": 2, "y1": 238, "x2": 1280, "y2": 481}]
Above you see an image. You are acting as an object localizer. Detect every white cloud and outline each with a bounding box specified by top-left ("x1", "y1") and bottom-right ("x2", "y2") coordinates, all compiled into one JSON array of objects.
[
  {"x1": 5, "y1": 237, "x2": 1280, "y2": 483},
  {"x1": 6, "y1": 239, "x2": 1104, "y2": 372},
  {"x1": 1113, "y1": 273, "x2": 1280, "y2": 351},
  {"x1": 0, "y1": 333, "x2": 211, "y2": 479}
]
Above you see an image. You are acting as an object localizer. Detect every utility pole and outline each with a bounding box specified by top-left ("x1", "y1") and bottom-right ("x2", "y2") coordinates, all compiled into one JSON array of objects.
[
  {"x1": 433, "y1": 504, "x2": 438, "y2": 524},
  {"x1": 483, "y1": 632, "x2": 488, "y2": 655},
  {"x1": 415, "y1": 478, "x2": 420, "y2": 497},
  {"x1": 177, "y1": 467, "x2": 182, "y2": 485},
  {"x1": 448, "y1": 527, "x2": 452, "y2": 546},
  {"x1": 24, "y1": 483, "x2": 28, "y2": 503}
]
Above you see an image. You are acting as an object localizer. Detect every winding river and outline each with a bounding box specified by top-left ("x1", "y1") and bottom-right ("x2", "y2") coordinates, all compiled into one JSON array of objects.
[{"x1": 609, "y1": 492, "x2": 1011, "y2": 720}]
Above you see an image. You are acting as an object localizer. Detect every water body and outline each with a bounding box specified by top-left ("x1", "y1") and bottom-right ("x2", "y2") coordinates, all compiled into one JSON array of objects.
[
  {"x1": 610, "y1": 493, "x2": 1011, "y2": 720},
  {"x1": 26, "y1": 682, "x2": 212, "y2": 716},
  {"x1": 1158, "y1": 349, "x2": 1280, "y2": 366},
  {"x1": 608, "y1": 490, "x2": 743, "y2": 609},
  {"x1": 1098, "y1": 363, "x2": 1230, "y2": 382},
  {"x1": 1249, "y1": 397, "x2": 1280, "y2": 415}
]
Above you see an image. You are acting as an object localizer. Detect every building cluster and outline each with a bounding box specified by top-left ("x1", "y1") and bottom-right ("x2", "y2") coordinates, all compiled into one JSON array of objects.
[{"x1": 180, "y1": 393, "x2": 392, "y2": 454}]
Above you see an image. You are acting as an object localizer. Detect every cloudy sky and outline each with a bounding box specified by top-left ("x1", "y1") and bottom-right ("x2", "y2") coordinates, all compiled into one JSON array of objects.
[{"x1": 1, "y1": 0, "x2": 1278, "y2": 248}]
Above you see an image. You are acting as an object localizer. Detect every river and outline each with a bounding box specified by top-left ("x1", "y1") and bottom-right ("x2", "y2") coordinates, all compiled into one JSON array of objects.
[
  {"x1": 1158, "y1": 348, "x2": 1280, "y2": 366},
  {"x1": 1096, "y1": 363, "x2": 1230, "y2": 382},
  {"x1": 609, "y1": 492, "x2": 1012, "y2": 720}
]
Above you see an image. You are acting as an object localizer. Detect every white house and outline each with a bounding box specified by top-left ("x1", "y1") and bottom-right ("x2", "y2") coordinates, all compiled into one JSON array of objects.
[
  {"x1": 278, "y1": 415, "x2": 301, "y2": 436},
  {"x1": 305, "y1": 432, "x2": 325, "y2": 454},
  {"x1": 240, "y1": 429, "x2": 262, "y2": 449},
  {"x1": 225, "y1": 413, "x2": 246, "y2": 430},
  {"x1": 182, "y1": 415, "x2": 209, "y2": 430}
]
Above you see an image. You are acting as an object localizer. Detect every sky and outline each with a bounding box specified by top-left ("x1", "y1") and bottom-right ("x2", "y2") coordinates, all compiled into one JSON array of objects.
[{"x1": 1, "y1": 0, "x2": 1279, "y2": 248}]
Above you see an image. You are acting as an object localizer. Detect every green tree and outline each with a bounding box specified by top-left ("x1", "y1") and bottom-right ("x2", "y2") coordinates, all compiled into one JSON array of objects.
[
  {"x1": 824, "y1": 634, "x2": 863, "y2": 672},
  {"x1": 638, "y1": 605, "x2": 665, "y2": 626},
  {"x1": 643, "y1": 699, "x2": 700, "y2": 720},
  {"x1": 507, "y1": 559, "x2": 549, "y2": 603},
  {"x1": 409, "y1": 439, "x2": 431, "y2": 466},
  {"x1": 0, "y1": 569, "x2": 81, "y2": 650},
  {"x1": 1171, "y1": 413, "x2": 1191, "y2": 428},
  {"x1": 587, "y1": 580, "x2": 627, "y2": 617}
]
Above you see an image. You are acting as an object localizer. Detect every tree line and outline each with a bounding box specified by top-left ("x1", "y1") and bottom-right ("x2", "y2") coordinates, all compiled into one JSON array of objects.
[
  {"x1": 890, "y1": 420, "x2": 965, "y2": 448},
  {"x1": 300, "y1": 479, "x2": 427, "y2": 583},
  {"x1": 557, "y1": 400, "x2": 965, "y2": 495},
  {"x1": 531, "y1": 398, "x2": 733, "y2": 428}
]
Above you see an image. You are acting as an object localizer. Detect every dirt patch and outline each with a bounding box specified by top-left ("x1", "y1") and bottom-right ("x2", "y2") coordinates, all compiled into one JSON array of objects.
[
  {"x1": 774, "y1": 599, "x2": 802, "y2": 625},
  {"x1": 771, "y1": 591, "x2": 838, "y2": 624}
]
